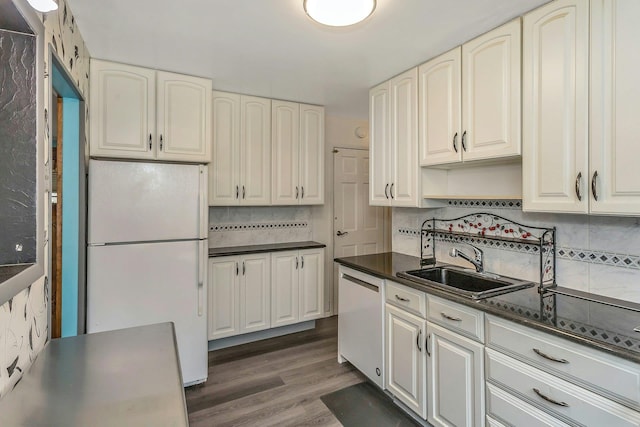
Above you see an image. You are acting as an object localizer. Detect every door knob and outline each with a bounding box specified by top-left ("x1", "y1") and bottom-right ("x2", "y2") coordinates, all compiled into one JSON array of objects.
[{"x1": 336, "y1": 231, "x2": 349, "y2": 236}]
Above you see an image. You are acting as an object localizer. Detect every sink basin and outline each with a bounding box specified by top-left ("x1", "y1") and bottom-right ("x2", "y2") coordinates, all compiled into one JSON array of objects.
[{"x1": 397, "y1": 266, "x2": 534, "y2": 300}]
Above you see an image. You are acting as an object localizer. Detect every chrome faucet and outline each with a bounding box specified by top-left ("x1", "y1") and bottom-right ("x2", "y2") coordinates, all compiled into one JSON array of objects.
[{"x1": 449, "y1": 243, "x2": 484, "y2": 273}]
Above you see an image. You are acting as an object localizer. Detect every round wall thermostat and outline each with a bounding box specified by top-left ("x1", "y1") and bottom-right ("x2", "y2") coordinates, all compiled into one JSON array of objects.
[{"x1": 355, "y1": 126, "x2": 368, "y2": 139}]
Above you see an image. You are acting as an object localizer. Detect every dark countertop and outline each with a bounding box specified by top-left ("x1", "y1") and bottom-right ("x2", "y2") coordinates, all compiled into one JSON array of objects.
[
  {"x1": 0, "y1": 322, "x2": 188, "y2": 426},
  {"x1": 209, "y1": 241, "x2": 326, "y2": 257},
  {"x1": 335, "y1": 252, "x2": 640, "y2": 364}
]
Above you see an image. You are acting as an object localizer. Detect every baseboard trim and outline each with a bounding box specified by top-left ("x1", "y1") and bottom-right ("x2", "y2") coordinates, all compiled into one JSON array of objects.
[{"x1": 208, "y1": 320, "x2": 316, "y2": 351}]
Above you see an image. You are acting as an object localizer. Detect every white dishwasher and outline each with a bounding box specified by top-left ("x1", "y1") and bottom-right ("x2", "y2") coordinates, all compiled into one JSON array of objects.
[{"x1": 338, "y1": 265, "x2": 385, "y2": 388}]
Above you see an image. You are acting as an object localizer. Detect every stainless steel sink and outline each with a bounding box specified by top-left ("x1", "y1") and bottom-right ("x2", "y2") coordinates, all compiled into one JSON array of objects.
[{"x1": 397, "y1": 266, "x2": 534, "y2": 300}]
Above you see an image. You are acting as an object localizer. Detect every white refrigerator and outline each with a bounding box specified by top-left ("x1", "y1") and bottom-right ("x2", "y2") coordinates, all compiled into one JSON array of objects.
[{"x1": 86, "y1": 160, "x2": 208, "y2": 386}]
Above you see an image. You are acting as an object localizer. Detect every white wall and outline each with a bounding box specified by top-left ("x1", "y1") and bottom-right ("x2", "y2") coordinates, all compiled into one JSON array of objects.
[{"x1": 392, "y1": 202, "x2": 640, "y2": 304}]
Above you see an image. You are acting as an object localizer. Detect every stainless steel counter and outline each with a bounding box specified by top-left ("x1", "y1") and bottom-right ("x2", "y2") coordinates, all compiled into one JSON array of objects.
[{"x1": 0, "y1": 322, "x2": 188, "y2": 427}]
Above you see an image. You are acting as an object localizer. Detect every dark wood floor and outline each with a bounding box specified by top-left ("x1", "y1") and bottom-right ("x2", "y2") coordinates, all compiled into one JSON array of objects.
[{"x1": 186, "y1": 316, "x2": 366, "y2": 426}]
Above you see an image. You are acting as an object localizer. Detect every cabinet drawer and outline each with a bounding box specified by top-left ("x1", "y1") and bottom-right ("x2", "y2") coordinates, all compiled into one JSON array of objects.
[
  {"x1": 486, "y1": 348, "x2": 640, "y2": 427},
  {"x1": 386, "y1": 281, "x2": 426, "y2": 318},
  {"x1": 486, "y1": 383, "x2": 570, "y2": 427},
  {"x1": 427, "y1": 294, "x2": 484, "y2": 342},
  {"x1": 486, "y1": 315, "x2": 640, "y2": 410}
]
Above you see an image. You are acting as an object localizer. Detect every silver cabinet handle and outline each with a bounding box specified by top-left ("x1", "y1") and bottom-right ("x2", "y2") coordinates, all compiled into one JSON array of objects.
[
  {"x1": 533, "y1": 348, "x2": 569, "y2": 364},
  {"x1": 426, "y1": 333, "x2": 431, "y2": 357},
  {"x1": 296, "y1": 186, "x2": 299, "y2": 199},
  {"x1": 441, "y1": 312, "x2": 462, "y2": 322},
  {"x1": 416, "y1": 329, "x2": 422, "y2": 352},
  {"x1": 242, "y1": 261, "x2": 245, "y2": 275},
  {"x1": 390, "y1": 183, "x2": 394, "y2": 199},
  {"x1": 236, "y1": 185, "x2": 239, "y2": 199},
  {"x1": 242, "y1": 185, "x2": 245, "y2": 199},
  {"x1": 634, "y1": 326, "x2": 640, "y2": 333},
  {"x1": 235, "y1": 262, "x2": 239, "y2": 276},
  {"x1": 301, "y1": 256, "x2": 304, "y2": 269},
  {"x1": 160, "y1": 134, "x2": 164, "y2": 151},
  {"x1": 295, "y1": 257, "x2": 299, "y2": 269},
  {"x1": 591, "y1": 171, "x2": 599, "y2": 201},
  {"x1": 385, "y1": 183, "x2": 389, "y2": 199},
  {"x1": 395, "y1": 294, "x2": 410, "y2": 302},
  {"x1": 301, "y1": 186, "x2": 304, "y2": 199},
  {"x1": 533, "y1": 388, "x2": 569, "y2": 407},
  {"x1": 452, "y1": 132, "x2": 458, "y2": 153},
  {"x1": 461, "y1": 130, "x2": 467, "y2": 151},
  {"x1": 148, "y1": 134, "x2": 152, "y2": 150},
  {"x1": 336, "y1": 230, "x2": 349, "y2": 236},
  {"x1": 575, "y1": 172, "x2": 582, "y2": 201}
]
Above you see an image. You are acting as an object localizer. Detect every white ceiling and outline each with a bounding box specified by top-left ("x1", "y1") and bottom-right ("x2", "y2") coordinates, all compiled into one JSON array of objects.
[{"x1": 67, "y1": 0, "x2": 549, "y2": 118}]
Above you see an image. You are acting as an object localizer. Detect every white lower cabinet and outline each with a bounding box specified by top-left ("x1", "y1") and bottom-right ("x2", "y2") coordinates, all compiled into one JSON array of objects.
[
  {"x1": 427, "y1": 322, "x2": 484, "y2": 427},
  {"x1": 385, "y1": 303, "x2": 427, "y2": 419},
  {"x1": 271, "y1": 248, "x2": 324, "y2": 327},
  {"x1": 208, "y1": 253, "x2": 270, "y2": 340}
]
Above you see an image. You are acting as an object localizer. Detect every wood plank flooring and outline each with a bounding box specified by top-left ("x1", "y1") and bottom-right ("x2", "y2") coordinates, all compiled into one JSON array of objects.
[{"x1": 186, "y1": 316, "x2": 366, "y2": 426}]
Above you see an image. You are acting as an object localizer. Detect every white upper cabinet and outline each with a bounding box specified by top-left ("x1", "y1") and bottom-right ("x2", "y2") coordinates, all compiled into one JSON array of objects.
[
  {"x1": 209, "y1": 92, "x2": 271, "y2": 205},
  {"x1": 419, "y1": 20, "x2": 521, "y2": 167},
  {"x1": 369, "y1": 68, "x2": 421, "y2": 207},
  {"x1": 523, "y1": 0, "x2": 640, "y2": 216},
  {"x1": 522, "y1": 0, "x2": 589, "y2": 213},
  {"x1": 419, "y1": 48, "x2": 462, "y2": 166},
  {"x1": 90, "y1": 59, "x2": 211, "y2": 163},
  {"x1": 272, "y1": 101, "x2": 324, "y2": 205},
  {"x1": 590, "y1": 0, "x2": 640, "y2": 215}
]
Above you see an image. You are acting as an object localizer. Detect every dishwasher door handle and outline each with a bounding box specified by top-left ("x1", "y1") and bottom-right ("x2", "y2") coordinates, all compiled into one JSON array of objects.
[{"x1": 342, "y1": 274, "x2": 379, "y2": 293}]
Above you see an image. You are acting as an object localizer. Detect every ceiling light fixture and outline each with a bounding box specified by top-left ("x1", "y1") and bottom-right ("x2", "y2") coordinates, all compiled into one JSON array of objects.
[
  {"x1": 26, "y1": 0, "x2": 58, "y2": 13},
  {"x1": 304, "y1": 0, "x2": 376, "y2": 27}
]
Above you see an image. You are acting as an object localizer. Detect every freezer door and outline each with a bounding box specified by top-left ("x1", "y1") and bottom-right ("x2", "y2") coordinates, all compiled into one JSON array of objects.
[
  {"x1": 87, "y1": 240, "x2": 207, "y2": 385},
  {"x1": 88, "y1": 160, "x2": 207, "y2": 244}
]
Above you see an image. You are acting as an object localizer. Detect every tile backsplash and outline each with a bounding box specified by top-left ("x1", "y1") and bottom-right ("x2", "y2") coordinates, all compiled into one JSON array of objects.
[
  {"x1": 209, "y1": 206, "x2": 313, "y2": 247},
  {"x1": 392, "y1": 201, "x2": 640, "y2": 303}
]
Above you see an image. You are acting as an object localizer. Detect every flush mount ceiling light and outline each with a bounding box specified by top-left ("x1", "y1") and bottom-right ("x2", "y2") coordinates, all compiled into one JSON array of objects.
[
  {"x1": 26, "y1": 0, "x2": 58, "y2": 12},
  {"x1": 304, "y1": 0, "x2": 376, "y2": 27}
]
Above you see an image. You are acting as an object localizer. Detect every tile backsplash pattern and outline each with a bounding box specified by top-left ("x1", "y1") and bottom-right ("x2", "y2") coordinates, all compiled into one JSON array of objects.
[
  {"x1": 0, "y1": 0, "x2": 91, "y2": 399},
  {"x1": 392, "y1": 201, "x2": 640, "y2": 303},
  {"x1": 209, "y1": 206, "x2": 313, "y2": 247}
]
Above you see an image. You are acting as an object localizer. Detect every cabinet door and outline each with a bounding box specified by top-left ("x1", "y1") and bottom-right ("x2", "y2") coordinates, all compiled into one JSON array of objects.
[
  {"x1": 156, "y1": 71, "x2": 211, "y2": 162},
  {"x1": 210, "y1": 91, "x2": 241, "y2": 205},
  {"x1": 369, "y1": 82, "x2": 391, "y2": 206},
  {"x1": 427, "y1": 323, "x2": 484, "y2": 427},
  {"x1": 208, "y1": 257, "x2": 240, "y2": 340},
  {"x1": 385, "y1": 304, "x2": 427, "y2": 419},
  {"x1": 271, "y1": 251, "x2": 299, "y2": 327},
  {"x1": 522, "y1": 0, "x2": 589, "y2": 213},
  {"x1": 462, "y1": 19, "x2": 521, "y2": 162},
  {"x1": 390, "y1": 68, "x2": 419, "y2": 207},
  {"x1": 272, "y1": 100, "x2": 300, "y2": 205},
  {"x1": 239, "y1": 254, "x2": 271, "y2": 334},
  {"x1": 419, "y1": 48, "x2": 462, "y2": 166},
  {"x1": 299, "y1": 104, "x2": 325, "y2": 205},
  {"x1": 89, "y1": 59, "x2": 155, "y2": 160},
  {"x1": 240, "y1": 95, "x2": 271, "y2": 205},
  {"x1": 299, "y1": 249, "x2": 324, "y2": 321},
  {"x1": 590, "y1": 0, "x2": 640, "y2": 215}
]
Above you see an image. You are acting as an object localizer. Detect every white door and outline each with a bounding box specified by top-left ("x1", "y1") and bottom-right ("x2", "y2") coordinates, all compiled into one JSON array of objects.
[
  {"x1": 590, "y1": 0, "x2": 640, "y2": 215},
  {"x1": 156, "y1": 71, "x2": 211, "y2": 163},
  {"x1": 208, "y1": 256, "x2": 240, "y2": 340},
  {"x1": 522, "y1": 0, "x2": 589, "y2": 213},
  {"x1": 210, "y1": 91, "x2": 241, "y2": 205},
  {"x1": 299, "y1": 104, "x2": 325, "y2": 204},
  {"x1": 419, "y1": 47, "x2": 462, "y2": 166},
  {"x1": 462, "y1": 19, "x2": 521, "y2": 162},
  {"x1": 89, "y1": 59, "x2": 155, "y2": 160},
  {"x1": 299, "y1": 248, "x2": 324, "y2": 321},
  {"x1": 385, "y1": 304, "x2": 427, "y2": 419},
  {"x1": 369, "y1": 82, "x2": 391, "y2": 206},
  {"x1": 239, "y1": 254, "x2": 271, "y2": 333},
  {"x1": 427, "y1": 322, "x2": 484, "y2": 427},
  {"x1": 390, "y1": 68, "x2": 419, "y2": 206},
  {"x1": 240, "y1": 95, "x2": 271, "y2": 205},
  {"x1": 271, "y1": 250, "x2": 299, "y2": 326},
  {"x1": 272, "y1": 100, "x2": 300, "y2": 205}
]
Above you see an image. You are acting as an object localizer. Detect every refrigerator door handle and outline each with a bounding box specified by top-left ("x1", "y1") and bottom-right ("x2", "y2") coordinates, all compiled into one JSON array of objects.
[
  {"x1": 198, "y1": 166, "x2": 208, "y2": 239},
  {"x1": 197, "y1": 240, "x2": 206, "y2": 317}
]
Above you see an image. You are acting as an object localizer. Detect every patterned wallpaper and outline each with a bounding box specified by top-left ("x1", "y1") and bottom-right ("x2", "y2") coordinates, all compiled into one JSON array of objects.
[{"x1": 0, "y1": 0, "x2": 90, "y2": 398}]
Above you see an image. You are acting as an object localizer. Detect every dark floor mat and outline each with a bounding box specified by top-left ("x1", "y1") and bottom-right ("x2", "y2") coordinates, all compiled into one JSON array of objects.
[{"x1": 320, "y1": 382, "x2": 422, "y2": 427}]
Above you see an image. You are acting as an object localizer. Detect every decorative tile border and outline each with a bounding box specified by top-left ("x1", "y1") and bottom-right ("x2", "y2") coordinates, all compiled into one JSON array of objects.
[
  {"x1": 446, "y1": 200, "x2": 522, "y2": 210},
  {"x1": 210, "y1": 222, "x2": 308, "y2": 232},
  {"x1": 557, "y1": 247, "x2": 640, "y2": 270}
]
